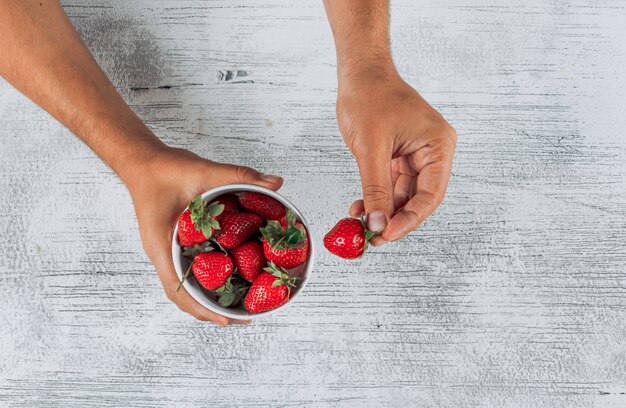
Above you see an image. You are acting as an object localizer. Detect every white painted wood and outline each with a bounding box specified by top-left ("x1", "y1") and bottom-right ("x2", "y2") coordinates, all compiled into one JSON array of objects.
[{"x1": 1, "y1": 1, "x2": 625, "y2": 406}]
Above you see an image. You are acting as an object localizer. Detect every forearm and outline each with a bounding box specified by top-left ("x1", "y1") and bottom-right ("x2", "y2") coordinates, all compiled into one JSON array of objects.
[
  {"x1": 0, "y1": 0, "x2": 164, "y2": 184},
  {"x1": 323, "y1": 0, "x2": 395, "y2": 80}
]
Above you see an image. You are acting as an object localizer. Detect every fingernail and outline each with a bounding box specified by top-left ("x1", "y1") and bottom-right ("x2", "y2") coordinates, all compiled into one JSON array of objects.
[
  {"x1": 261, "y1": 174, "x2": 281, "y2": 184},
  {"x1": 367, "y1": 211, "x2": 387, "y2": 233}
]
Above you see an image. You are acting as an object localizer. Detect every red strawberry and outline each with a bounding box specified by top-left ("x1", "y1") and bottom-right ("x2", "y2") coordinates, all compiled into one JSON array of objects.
[
  {"x1": 211, "y1": 194, "x2": 240, "y2": 214},
  {"x1": 215, "y1": 212, "x2": 262, "y2": 249},
  {"x1": 238, "y1": 192, "x2": 286, "y2": 220},
  {"x1": 260, "y1": 209, "x2": 309, "y2": 269},
  {"x1": 244, "y1": 263, "x2": 299, "y2": 313},
  {"x1": 323, "y1": 218, "x2": 374, "y2": 259},
  {"x1": 177, "y1": 195, "x2": 224, "y2": 247},
  {"x1": 177, "y1": 242, "x2": 215, "y2": 291},
  {"x1": 262, "y1": 239, "x2": 308, "y2": 270},
  {"x1": 177, "y1": 210, "x2": 207, "y2": 247},
  {"x1": 230, "y1": 241, "x2": 266, "y2": 282},
  {"x1": 191, "y1": 251, "x2": 234, "y2": 290}
]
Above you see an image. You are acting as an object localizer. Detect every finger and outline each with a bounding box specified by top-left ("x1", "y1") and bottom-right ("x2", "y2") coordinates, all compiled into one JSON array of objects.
[
  {"x1": 370, "y1": 236, "x2": 387, "y2": 246},
  {"x1": 348, "y1": 199, "x2": 365, "y2": 217},
  {"x1": 230, "y1": 319, "x2": 253, "y2": 325},
  {"x1": 211, "y1": 163, "x2": 283, "y2": 191},
  {"x1": 184, "y1": 295, "x2": 250, "y2": 325},
  {"x1": 382, "y1": 159, "x2": 452, "y2": 242},
  {"x1": 149, "y1": 242, "x2": 232, "y2": 325},
  {"x1": 185, "y1": 297, "x2": 228, "y2": 323},
  {"x1": 393, "y1": 173, "x2": 413, "y2": 210},
  {"x1": 354, "y1": 144, "x2": 394, "y2": 234}
]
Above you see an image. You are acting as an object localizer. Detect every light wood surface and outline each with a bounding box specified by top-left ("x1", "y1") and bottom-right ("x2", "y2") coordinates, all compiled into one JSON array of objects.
[{"x1": 1, "y1": 1, "x2": 625, "y2": 407}]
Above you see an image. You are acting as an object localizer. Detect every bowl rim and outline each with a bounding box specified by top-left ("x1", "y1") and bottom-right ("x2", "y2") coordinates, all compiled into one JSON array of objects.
[{"x1": 171, "y1": 184, "x2": 315, "y2": 320}]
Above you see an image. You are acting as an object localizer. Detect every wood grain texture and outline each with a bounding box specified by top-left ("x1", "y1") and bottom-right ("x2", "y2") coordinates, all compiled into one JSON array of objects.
[{"x1": 1, "y1": 1, "x2": 625, "y2": 407}]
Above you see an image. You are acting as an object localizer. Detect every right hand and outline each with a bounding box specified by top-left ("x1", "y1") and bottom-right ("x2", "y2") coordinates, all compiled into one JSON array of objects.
[{"x1": 126, "y1": 146, "x2": 283, "y2": 326}]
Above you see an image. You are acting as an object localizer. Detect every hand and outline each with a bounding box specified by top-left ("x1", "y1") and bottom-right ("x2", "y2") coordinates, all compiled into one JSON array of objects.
[
  {"x1": 126, "y1": 146, "x2": 283, "y2": 325},
  {"x1": 336, "y1": 67, "x2": 457, "y2": 245}
]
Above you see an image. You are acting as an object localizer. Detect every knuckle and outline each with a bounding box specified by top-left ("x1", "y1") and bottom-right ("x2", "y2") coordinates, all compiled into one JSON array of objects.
[
  {"x1": 439, "y1": 123, "x2": 457, "y2": 149},
  {"x1": 429, "y1": 190, "x2": 445, "y2": 208},
  {"x1": 235, "y1": 165, "x2": 255, "y2": 181},
  {"x1": 363, "y1": 184, "x2": 392, "y2": 206}
]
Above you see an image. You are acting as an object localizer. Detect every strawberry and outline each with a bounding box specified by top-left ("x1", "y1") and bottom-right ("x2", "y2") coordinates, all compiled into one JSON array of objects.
[
  {"x1": 230, "y1": 241, "x2": 266, "y2": 282},
  {"x1": 177, "y1": 242, "x2": 220, "y2": 291},
  {"x1": 215, "y1": 212, "x2": 262, "y2": 249},
  {"x1": 211, "y1": 194, "x2": 240, "y2": 214},
  {"x1": 214, "y1": 275, "x2": 251, "y2": 308},
  {"x1": 244, "y1": 263, "x2": 300, "y2": 313},
  {"x1": 191, "y1": 251, "x2": 234, "y2": 290},
  {"x1": 260, "y1": 209, "x2": 309, "y2": 269},
  {"x1": 177, "y1": 195, "x2": 224, "y2": 247},
  {"x1": 323, "y1": 217, "x2": 374, "y2": 259},
  {"x1": 238, "y1": 192, "x2": 286, "y2": 220}
]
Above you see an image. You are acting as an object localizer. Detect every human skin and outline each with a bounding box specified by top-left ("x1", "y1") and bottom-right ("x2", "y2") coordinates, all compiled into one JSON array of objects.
[
  {"x1": 0, "y1": 0, "x2": 455, "y2": 324},
  {"x1": 323, "y1": 0, "x2": 457, "y2": 245}
]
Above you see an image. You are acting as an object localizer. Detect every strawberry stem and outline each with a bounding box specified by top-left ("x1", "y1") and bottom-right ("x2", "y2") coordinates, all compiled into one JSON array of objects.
[
  {"x1": 177, "y1": 262, "x2": 194, "y2": 292},
  {"x1": 361, "y1": 216, "x2": 376, "y2": 255}
]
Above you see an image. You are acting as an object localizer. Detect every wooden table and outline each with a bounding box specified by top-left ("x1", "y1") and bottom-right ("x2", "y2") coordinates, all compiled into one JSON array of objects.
[{"x1": 1, "y1": 1, "x2": 625, "y2": 406}]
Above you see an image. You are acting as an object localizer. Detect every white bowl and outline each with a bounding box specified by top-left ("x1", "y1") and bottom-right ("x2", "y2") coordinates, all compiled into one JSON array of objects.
[{"x1": 171, "y1": 184, "x2": 315, "y2": 320}]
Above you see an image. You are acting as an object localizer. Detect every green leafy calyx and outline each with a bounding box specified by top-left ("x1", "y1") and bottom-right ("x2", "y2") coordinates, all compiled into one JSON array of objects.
[
  {"x1": 189, "y1": 195, "x2": 224, "y2": 239},
  {"x1": 361, "y1": 216, "x2": 375, "y2": 255},
  {"x1": 264, "y1": 262, "x2": 301, "y2": 292},
  {"x1": 215, "y1": 274, "x2": 250, "y2": 307},
  {"x1": 182, "y1": 241, "x2": 214, "y2": 258},
  {"x1": 260, "y1": 209, "x2": 307, "y2": 250}
]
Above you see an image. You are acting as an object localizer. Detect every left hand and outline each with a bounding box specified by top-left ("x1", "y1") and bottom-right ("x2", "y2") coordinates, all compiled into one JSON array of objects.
[
  {"x1": 336, "y1": 67, "x2": 457, "y2": 245},
  {"x1": 125, "y1": 145, "x2": 283, "y2": 325}
]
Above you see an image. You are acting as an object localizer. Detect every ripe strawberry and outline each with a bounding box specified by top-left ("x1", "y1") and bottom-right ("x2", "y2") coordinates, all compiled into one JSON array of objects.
[
  {"x1": 191, "y1": 251, "x2": 234, "y2": 290},
  {"x1": 177, "y1": 195, "x2": 224, "y2": 247},
  {"x1": 260, "y1": 209, "x2": 309, "y2": 269},
  {"x1": 177, "y1": 242, "x2": 221, "y2": 291},
  {"x1": 244, "y1": 263, "x2": 299, "y2": 313},
  {"x1": 323, "y1": 217, "x2": 374, "y2": 259},
  {"x1": 238, "y1": 192, "x2": 286, "y2": 220},
  {"x1": 230, "y1": 241, "x2": 266, "y2": 282},
  {"x1": 215, "y1": 212, "x2": 262, "y2": 249},
  {"x1": 211, "y1": 194, "x2": 240, "y2": 214}
]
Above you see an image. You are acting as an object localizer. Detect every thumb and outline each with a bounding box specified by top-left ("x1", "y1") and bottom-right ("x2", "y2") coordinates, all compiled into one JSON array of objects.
[
  {"x1": 354, "y1": 147, "x2": 394, "y2": 234},
  {"x1": 212, "y1": 163, "x2": 283, "y2": 192}
]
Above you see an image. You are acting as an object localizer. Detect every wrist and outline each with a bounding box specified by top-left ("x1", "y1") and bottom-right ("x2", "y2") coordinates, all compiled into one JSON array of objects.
[
  {"x1": 337, "y1": 56, "x2": 400, "y2": 93},
  {"x1": 99, "y1": 124, "x2": 168, "y2": 189},
  {"x1": 119, "y1": 140, "x2": 168, "y2": 188},
  {"x1": 337, "y1": 50, "x2": 396, "y2": 81}
]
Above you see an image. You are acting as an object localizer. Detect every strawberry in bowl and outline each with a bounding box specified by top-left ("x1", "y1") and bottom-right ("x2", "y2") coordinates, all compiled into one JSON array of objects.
[{"x1": 171, "y1": 184, "x2": 314, "y2": 320}]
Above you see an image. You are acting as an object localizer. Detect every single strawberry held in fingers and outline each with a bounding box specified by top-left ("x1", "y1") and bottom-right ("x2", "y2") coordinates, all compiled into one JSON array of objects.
[
  {"x1": 177, "y1": 195, "x2": 224, "y2": 247},
  {"x1": 238, "y1": 192, "x2": 286, "y2": 220},
  {"x1": 244, "y1": 263, "x2": 300, "y2": 313},
  {"x1": 324, "y1": 217, "x2": 375, "y2": 259},
  {"x1": 192, "y1": 251, "x2": 234, "y2": 290},
  {"x1": 215, "y1": 212, "x2": 263, "y2": 249},
  {"x1": 260, "y1": 209, "x2": 309, "y2": 269},
  {"x1": 230, "y1": 240, "x2": 266, "y2": 282}
]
